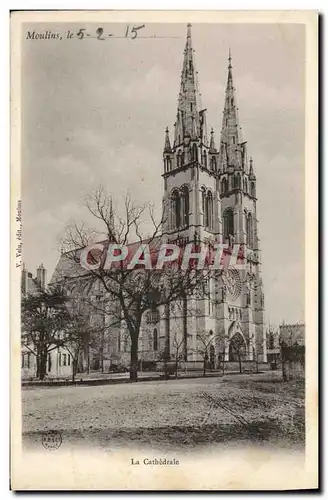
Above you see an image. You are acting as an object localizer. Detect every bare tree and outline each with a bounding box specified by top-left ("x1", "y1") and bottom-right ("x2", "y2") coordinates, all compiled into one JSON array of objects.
[
  {"x1": 156, "y1": 330, "x2": 192, "y2": 379},
  {"x1": 171, "y1": 333, "x2": 189, "y2": 379},
  {"x1": 21, "y1": 287, "x2": 71, "y2": 380},
  {"x1": 63, "y1": 296, "x2": 95, "y2": 382},
  {"x1": 59, "y1": 188, "x2": 215, "y2": 382},
  {"x1": 195, "y1": 332, "x2": 217, "y2": 376}
]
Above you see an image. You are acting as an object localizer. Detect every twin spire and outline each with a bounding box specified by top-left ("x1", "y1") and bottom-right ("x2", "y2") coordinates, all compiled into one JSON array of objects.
[
  {"x1": 173, "y1": 23, "x2": 203, "y2": 146},
  {"x1": 164, "y1": 24, "x2": 250, "y2": 173},
  {"x1": 220, "y1": 47, "x2": 243, "y2": 147}
]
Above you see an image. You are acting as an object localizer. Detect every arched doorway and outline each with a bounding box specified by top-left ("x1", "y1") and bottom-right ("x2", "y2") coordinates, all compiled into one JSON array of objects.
[{"x1": 229, "y1": 332, "x2": 246, "y2": 362}]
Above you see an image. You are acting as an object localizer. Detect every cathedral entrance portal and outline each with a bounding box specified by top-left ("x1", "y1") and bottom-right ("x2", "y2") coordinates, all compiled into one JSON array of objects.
[{"x1": 228, "y1": 332, "x2": 246, "y2": 362}]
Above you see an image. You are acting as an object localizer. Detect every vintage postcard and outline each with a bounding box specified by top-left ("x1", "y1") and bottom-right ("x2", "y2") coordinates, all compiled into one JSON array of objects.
[{"x1": 11, "y1": 10, "x2": 318, "y2": 490}]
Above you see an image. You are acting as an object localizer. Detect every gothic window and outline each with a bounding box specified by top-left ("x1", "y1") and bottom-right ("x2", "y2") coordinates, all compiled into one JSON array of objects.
[
  {"x1": 250, "y1": 182, "x2": 256, "y2": 197},
  {"x1": 233, "y1": 136, "x2": 235, "y2": 145},
  {"x1": 153, "y1": 328, "x2": 158, "y2": 351},
  {"x1": 231, "y1": 97, "x2": 234, "y2": 107},
  {"x1": 176, "y1": 193, "x2": 181, "y2": 228},
  {"x1": 165, "y1": 155, "x2": 171, "y2": 172},
  {"x1": 177, "y1": 151, "x2": 181, "y2": 168},
  {"x1": 171, "y1": 190, "x2": 181, "y2": 229},
  {"x1": 221, "y1": 177, "x2": 228, "y2": 195},
  {"x1": 236, "y1": 173, "x2": 241, "y2": 188},
  {"x1": 192, "y1": 144, "x2": 198, "y2": 162},
  {"x1": 181, "y1": 152, "x2": 185, "y2": 167},
  {"x1": 204, "y1": 194, "x2": 208, "y2": 228},
  {"x1": 206, "y1": 191, "x2": 213, "y2": 230},
  {"x1": 201, "y1": 187, "x2": 206, "y2": 219},
  {"x1": 244, "y1": 178, "x2": 248, "y2": 193},
  {"x1": 181, "y1": 185, "x2": 189, "y2": 227},
  {"x1": 190, "y1": 103, "x2": 193, "y2": 112},
  {"x1": 211, "y1": 157, "x2": 217, "y2": 172},
  {"x1": 246, "y1": 213, "x2": 253, "y2": 248},
  {"x1": 203, "y1": 150, "x2": 207, "y2": 168},
  {"x1": 223, "y1": 208, "x2": 234, "y2": 240}
]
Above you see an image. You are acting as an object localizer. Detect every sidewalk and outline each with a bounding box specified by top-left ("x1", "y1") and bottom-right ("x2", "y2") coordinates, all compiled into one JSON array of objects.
[{"x1": 21, "y1": 369, "x2": 265, "y2": 388}]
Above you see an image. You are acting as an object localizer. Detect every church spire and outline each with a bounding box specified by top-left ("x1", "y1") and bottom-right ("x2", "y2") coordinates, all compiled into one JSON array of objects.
[
  {"x1": 220, "y1": 50, "x2": 243, "y2": 147},
  {"x1": 174, "y1": 24, "x2": 204, "y2": 145},
  {"x1": 164, "y1": 126, "x2": 172, "y2": 153}
]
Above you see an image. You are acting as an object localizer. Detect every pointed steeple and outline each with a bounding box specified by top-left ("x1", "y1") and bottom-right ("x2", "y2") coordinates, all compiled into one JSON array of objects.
[
  {"x1": 174, "y1": 24, "x2": 205, "y2": 145},
  {"x1": 220, "y1": 50, "x2": 243, "y2": 147},
  {"x1": 164, "y1": 126, "x2": 172, "y2": 153},
  {"x1": 209, "y1": 127, "x2": 216, "y2": 152}
]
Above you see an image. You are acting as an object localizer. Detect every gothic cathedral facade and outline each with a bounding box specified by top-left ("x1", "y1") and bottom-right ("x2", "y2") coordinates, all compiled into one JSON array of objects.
[{"x1": 157, "y1": 24, "x2": 267, "y2": 365}]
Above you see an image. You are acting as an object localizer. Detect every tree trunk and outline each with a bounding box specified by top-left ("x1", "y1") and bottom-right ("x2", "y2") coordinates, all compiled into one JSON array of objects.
[
  {"x1": 72, "y1": 356, "x2": 78, "y2": 382},
  {"x1": 130, "y1": 335, "x2": 138, "y2": 382},
  {"x1": 164, "y1": 303, "x2": 170, "y2": 359},
  {"x1": 280, "y1": 344, "x2": 287, "y2": 381},
  {"x1": 163, "y1": 354, "x2": 169, "y2": 380},
  {"x1": 183, "y1": 296, "x2": 188, "y2": 361},
  {"x1": 100, "y1": 330, "x2": 104, "y2": 373},
  {"x1": 36, "y1": 355, "x2": 40, "y2": 378},
  {"x1": 39, "y1": 350, "x2": 47, "y2": 380},
  {"x1": 203, "y1": 359, "x2": 206, "y2": 377},
  {"x1": 175, "y1": 358, "x2": 178, "y2": 379},
  {"x1": 238, "y1": 352, "x2": 242, "y2": 374}
]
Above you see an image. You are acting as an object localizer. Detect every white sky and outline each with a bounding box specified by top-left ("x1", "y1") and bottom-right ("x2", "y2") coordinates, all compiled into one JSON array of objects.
[{"x1": 21, "y1": 22, "x2": 305, "y2": 325}]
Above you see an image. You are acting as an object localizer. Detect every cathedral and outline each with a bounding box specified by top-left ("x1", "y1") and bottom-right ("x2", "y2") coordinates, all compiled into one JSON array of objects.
[
  {"x1": 155, "y1": 23, "x2": 266, "y2": 366},
  {"x1": 50, "y1": 24, "x2": 267, "y2": 373}
]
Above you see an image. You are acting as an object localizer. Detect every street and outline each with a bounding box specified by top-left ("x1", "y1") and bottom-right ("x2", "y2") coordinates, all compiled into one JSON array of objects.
[{"x1": 22, "y1": 372, "x2": 305, "y2": 451}]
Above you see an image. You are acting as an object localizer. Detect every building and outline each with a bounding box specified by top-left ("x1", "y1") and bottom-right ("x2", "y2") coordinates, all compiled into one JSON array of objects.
[
  {"x1": 21, "y1": 262, "x2": 46, "y2": 296},
  {"x1": 279, "y1": 323, "x2": 305, "y2": 346},
  {"x1": 279, "y1": 323, "x2": 305, "y2": 379},
  {"x1": 50, "y1": 24, "x2": 267, "y2": 371},
  {"x1": 21, "y1": 264, "x2": 72, "y2": 379}
]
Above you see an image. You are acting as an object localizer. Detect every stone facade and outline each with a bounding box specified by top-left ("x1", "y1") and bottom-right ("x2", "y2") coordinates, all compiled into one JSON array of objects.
[{"x1": 159, "y1": 25, "x2": 266, "y2": 364}]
